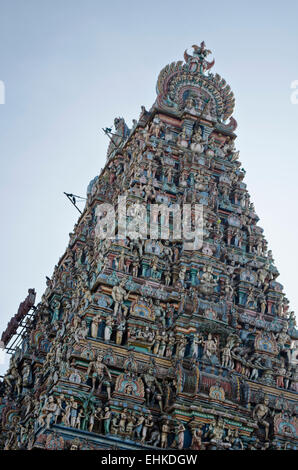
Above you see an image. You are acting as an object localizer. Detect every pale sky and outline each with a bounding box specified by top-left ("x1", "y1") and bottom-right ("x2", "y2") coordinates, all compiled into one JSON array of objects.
[{"x1": 0, "y1": 0, "x2": 298, "y2": 373}]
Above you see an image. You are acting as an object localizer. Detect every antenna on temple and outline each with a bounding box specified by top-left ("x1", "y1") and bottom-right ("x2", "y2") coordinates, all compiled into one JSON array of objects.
[{"x1": 63, "y1": 192, "x2": 86, "y2": 215}]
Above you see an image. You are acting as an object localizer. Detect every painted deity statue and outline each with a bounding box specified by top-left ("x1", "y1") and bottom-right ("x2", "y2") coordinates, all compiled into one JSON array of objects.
[{"x1": 86, "y1": 353, "x2": 112, "y2": 396}]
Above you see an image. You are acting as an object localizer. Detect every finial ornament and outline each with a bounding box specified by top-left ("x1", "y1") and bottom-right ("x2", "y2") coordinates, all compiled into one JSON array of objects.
[
  {"x1": 155, "y1": 42, "x2": 235, "y2": 123},
  {"x1": 184, "y1": 41, "x2": 215, "y2": 73}
]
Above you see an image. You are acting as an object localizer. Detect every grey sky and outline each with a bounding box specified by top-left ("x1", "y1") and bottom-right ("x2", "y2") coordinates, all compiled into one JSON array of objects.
[{"x1": 0, "y1": 0, "x2": 297, "y2": 373}]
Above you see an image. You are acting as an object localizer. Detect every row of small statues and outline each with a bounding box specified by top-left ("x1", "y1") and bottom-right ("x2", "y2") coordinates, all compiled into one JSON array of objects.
[
  {"x1": 35, "y1": 393, "x2": 249, "y2": 450},
  {"x1": 4, "y1": 293, "x2": 296, "y2": 398},
  {"x1": 99, "y1": 248, "x2": 283, "y2": 311},
  {"x1": 36, "y1": 388, "x2": 284, "y2": 450},
  {"x1": 1, "y1": 353, "x2": 295, "y2": 450}
]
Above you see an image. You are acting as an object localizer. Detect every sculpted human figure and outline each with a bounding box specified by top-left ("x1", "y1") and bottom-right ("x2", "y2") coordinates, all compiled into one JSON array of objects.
[
  {"x1": 22, "y1": 393, "x2": 33, "y2": 419},
  {"x1": 190, "y1": 424, "x2": 203, "y2": 450},
  {"x1": 147, "y1": 427, "x2": 160, "y2": 447},
  {"x1": 166, "y1": 303, "x2": 175, "y2": 327},
  {"x1": 86, "y1": 353, "x2": 112, "y2": 395},
  {"x1": 165, "y1": 333, "x2": 176, "y2": 358},
  {"x1": 164, "y1": 268, "x2": 171, "y2": 286},
  {"x1": 71, "y1": 311, "x2": 81, "y2": 334},
  {"x1": 184, "y1": 94, "x2": 195, "y2": 110},
  {"x1": 190, "y1": 333, "x2": 201, "y2": 358},
  {"x1": 116, "y1": 248, "x2": 126, "y2": 272},
  {"x1": 54, "y1": 340, "x2": 63, "y2": 365},
  {"x1": 290, "y1": 366, "x2": 298, "y2": 392},
  {"x1": 153, "y1": 331, "x2": 162, "y2": 355},
  {"x1": 165, "y1": 165, "x2": 174, "y2": 184},
  {"x1": 162, "y1": 241, "x2": 173, "y2": 263},
  {"x1": 20, "y1": 359, "x2": 32, "y2": 388},
  {"x1": 158, "y1": 330, "x2": 167, "y2": 357},
  {"x1": 288, "y1": 310, "x2": 296, "y2": 328},
  {"x1": 230, "y1": 429, "x2": 244, "y2": 450},
  {"x1": 118, "y1": 407, "x2": 128, "y2": 434},
  {"x1": 249, "y1": 355, "x2": 264, "y2": 381},
  {"x1": 116, "y1": 319, "x2": 126, "y2": 345},
  {"x1": 176, "y1": 335, "x2": 188, "y2": 359},
  {"x1": 84, "y1": 288, "x2": 93, "y2": 308},
  {"x1": 125, "y1": 412, "x2": 136, "y2": 439},
  {"x1": 171, "y1": 421, "x2": 185, "y2": 449},
  {"x1": 150, "y1": 118, "x2": 162, "y2": 138},
  {"x1": 53, "y1": 394, "x2": 65, "y2": 424},
  {"x1": 69, "y1": 396, "x2": 78, "y2": 427},
  {"x1": 3, "y1": 356, "x2": 20, "y2": 393},
  {"x1": 224, "y1": 278, "x2": 234, "y2": 301},
  {"x1": 203, "y1": 334, "x2": 218, "y2": 361},
  {"x1": 75, "y1": 409, "x2": 85, "y2": 430},
  {"x1": 146, "y1": 326, "x2": 155, "y2": 344},
  {"x1": 284, "y1": 365, "x2": 292, "y2": 389},
  {"x1": 90, "y1": 405, "x2": 102, "y2": 433},
  {"x1": 275, "y1": 326, "x2": 291, "y2": 362},
  {"x1": 161, "y1": 420, "x2": 171, "y2": 448},
  {"x1": 205, "y1": 134, "x2": 217, "y2": 158},
  {"x1": 90, "y1": 314, "x2": 101, "y2": 338},
  {"x1": 150, "y1": 256, "x2": 160, "y2": 279},
  {"x1": 190, "y1": 128, "x2": 205, "y2": 155},
  {"x1": 141, "y1": 125, "x2": 150, "y2": 145},
  {"x1": 142, "y1": 367, "x2": 163, "y2": 407},
  {"x1": 252, "y1": 395, "x2": 271, "y2": 441},
  {"x1": 104, "y1": 315, "x2": 114, "y2": 342},
  {"x1": 110, "y1": 413, "x2": 120, "y2": 435},
  {"x1": 132, "y1": 259, "x2": 140, "y2": 277},
  {"x1": 206, "y1": 417, "x2": 227, "y2": 447},
  {"x1": 195, "y1": 168, "x2": 207, "y2": 190},
  {"x1": 134, "y1": 413, "x2": 145, "y2": 441},
  {"x1": 276, "y1": 362, "x2": 287, "y2": 388},
  {"x1": 38, "y1": 395, "x2": 57, "y2": 429},
  {"x1": 177, "y1": 290, "x2": 187, "y2": 315},
  {"x1": 178, "y1": 265, "x2": 187, "y2": 285},
  {"x1": 74, "y1": 319, "x2": 88, "y2": 342},
  {"x1": 111, "y1": 279, "x2": 129, "y2": 317},
  {"x1": 221, "y1": 343, "x2": 232, "y2": 368},
  {"x1": 199, "y1": 265, "x2": 217, "y2": 296},
  {"x1": 63, "y1": 400, "x2": 71, "y2": 426},
  {"x1": 177, "y1": 128, "x2": 188, "y2": 149},
  {"x1": 51, "y1": 299, "x2": 61, "y2": 323},
  {"x1": 258, "y1": 293, "x2": 267, "y2": 315},
  {"x1": 141, "y1": 413, "x2": 154, "y2": 443},
  {"x1": 141, "y1": 179, "x2": 156, "y2": 203},
  {"x1": 102, "y1": 407, "x2": 111, "y2": 434},
  {"x1": 153, "y1": 300, "x2": 165, "y2": 326},
  {"x1": 246, "y1": 287, "x2": 256, "y2": 309}
]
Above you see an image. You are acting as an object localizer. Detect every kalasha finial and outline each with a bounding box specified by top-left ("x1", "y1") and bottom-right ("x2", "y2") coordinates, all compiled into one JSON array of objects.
[{"x1": 184, "y1": 41, "x2": 215, "y2": 73}]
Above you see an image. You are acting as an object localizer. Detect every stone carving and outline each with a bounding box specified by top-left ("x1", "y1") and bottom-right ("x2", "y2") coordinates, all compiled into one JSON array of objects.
[{"x1": 1, "y1": 41, "x2": 297, "y2": 453}]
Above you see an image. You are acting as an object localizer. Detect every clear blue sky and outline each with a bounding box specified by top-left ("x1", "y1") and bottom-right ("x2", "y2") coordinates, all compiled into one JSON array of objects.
[{"x1": 0, "y1": 0, "x2": 298, "y2": 372}]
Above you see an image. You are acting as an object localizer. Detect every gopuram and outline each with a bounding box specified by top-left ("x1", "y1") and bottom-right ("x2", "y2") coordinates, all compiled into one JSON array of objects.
[{"x1": 0, "y1": 42, "x2": 297, "y2": 451}]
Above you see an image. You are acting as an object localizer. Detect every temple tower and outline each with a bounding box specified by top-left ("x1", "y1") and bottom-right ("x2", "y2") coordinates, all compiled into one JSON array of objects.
[{"x1": 0, "y1": 42, "x2": 297, "y2": 451}]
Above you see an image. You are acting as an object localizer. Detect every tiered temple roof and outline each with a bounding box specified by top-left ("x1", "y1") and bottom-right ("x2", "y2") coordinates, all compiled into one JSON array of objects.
[{"x1": 0, "y1": 42, "x2": 297, "y2": 451}]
